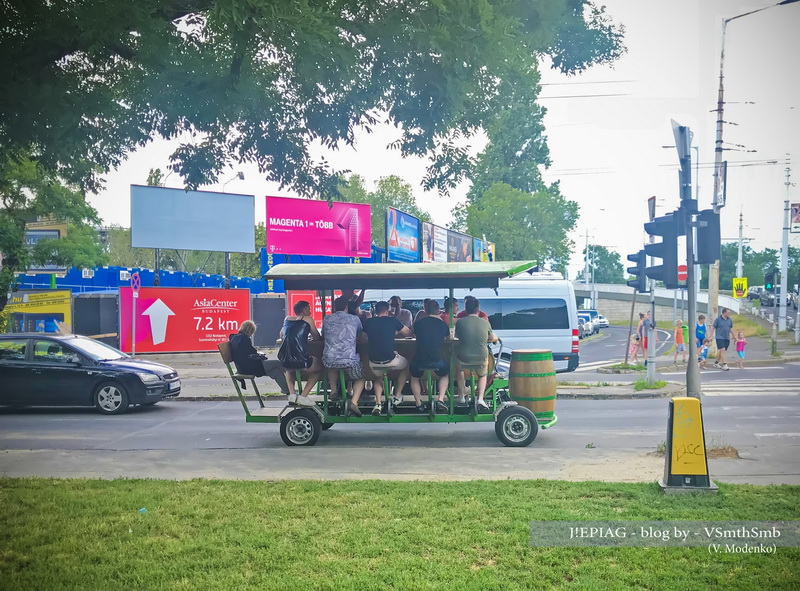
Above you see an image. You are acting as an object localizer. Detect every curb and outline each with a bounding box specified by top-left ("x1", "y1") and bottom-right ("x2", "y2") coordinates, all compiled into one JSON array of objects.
[{"x1": 593, "y1": 355, "x2": 800, "y2": 375}]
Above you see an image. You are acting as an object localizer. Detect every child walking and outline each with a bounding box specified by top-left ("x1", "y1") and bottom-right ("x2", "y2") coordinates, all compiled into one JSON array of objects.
[
  {"x1": 673, "y1": 320, "x2": 687, "y2": 365},
  {"x1": 735, "y1": 331, "x2": 747, "y2": 369},
  {"x1": 628, "y1": 334, "x2": 639, "y2": 364},
  {"x1": 698, "y1": 338, "x2": 711, "y2": 369}
]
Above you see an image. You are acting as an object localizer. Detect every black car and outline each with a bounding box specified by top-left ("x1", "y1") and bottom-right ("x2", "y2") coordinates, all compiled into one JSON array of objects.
[{"x1": 0, "y1": 333, "x2": 181, "y2": 414}]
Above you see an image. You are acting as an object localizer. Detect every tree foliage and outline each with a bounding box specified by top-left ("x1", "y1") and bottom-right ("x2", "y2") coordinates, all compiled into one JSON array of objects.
[
  {"x1": 338, "y1": 175, "x2": 431, "y2": 247},
  {"x1": 583, "y1": 244, "x2": 624, "y2": 284},
  {"x1": 1, "y1": 0, "x2": 624, "y2": 198},
  {"x1": 700, "y1": 244, "x2": 798, "y2": 292},
  {"x1": 103, "y1": 223, "x2": 265, "y2": 278},
  {"x1": 0, "y1": 153, "x2": 107, "y2": 311},
  {"x1": 461, "y1": 183, "x2": 578, "y2": 270}
]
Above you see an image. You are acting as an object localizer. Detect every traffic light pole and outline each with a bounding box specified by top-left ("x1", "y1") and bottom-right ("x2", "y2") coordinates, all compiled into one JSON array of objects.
[
  {"x1": 685, "y1": 212, "x2": 701, "y2": 398},
  {"x1": 646, "y1": 223, "x2": 655, "y2": 384}
]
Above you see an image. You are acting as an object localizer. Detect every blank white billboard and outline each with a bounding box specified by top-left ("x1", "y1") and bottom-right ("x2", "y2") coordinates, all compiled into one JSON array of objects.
[{"x1": 130, "y1": 185, "x2": 255, "y2": 253}]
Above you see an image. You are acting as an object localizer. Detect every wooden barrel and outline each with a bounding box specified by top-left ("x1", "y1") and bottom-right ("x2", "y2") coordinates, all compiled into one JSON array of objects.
[{"x1": 508, "y1": 349, "x2": 557, "y2": 421}]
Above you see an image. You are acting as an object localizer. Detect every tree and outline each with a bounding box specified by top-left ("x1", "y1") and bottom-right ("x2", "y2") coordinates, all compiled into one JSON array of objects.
[
  {"x1": 461, "y1": 183, "x2": 578, "y2": 270},
  {"x1": 0, "y1": 153, "x2": 107, "y2": 311},
  {"x1": 1, "y1": 0, "x2": 624, "y2": 198},
  {"x1": 338, "y1": 175, "x2": 431, "y2": 247},
  {"x1": 700, "y1": 245, "x2": 799, "y2": 292},
  {"x1": 104, "y1": 222, "x2": 265, "y2": 278},
  {"x1": 104, "y1": 226, "x2": 157, "y2": 269},
  {"x1": 584, "y1": 245, "x2": 624, "y2": 284}
]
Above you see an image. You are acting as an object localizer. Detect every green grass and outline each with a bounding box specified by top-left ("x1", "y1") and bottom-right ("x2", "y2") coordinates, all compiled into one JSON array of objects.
[
  {"x1": 731, "y1": 314, "x2": 769, "y2": 337},
  {"x1": 633, "y1": 378, "x2": 667, "y2": 391},
  {"x1": 1, "y1": 479, "x2": 798, "y2": 590},
  {"x1": 607, "y1": 362, "x2": 645, "y2": 371}
]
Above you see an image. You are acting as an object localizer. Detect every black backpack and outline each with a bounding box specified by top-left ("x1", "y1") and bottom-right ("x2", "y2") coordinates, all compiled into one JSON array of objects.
[{"x1": 278, "y1": 319, "x2": 313, "y2": 370}]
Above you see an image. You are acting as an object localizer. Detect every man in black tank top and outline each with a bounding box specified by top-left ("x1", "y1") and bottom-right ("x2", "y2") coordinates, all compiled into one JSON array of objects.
[{"x1": 280, "y1": 300, "x2": 323, "y2": 405}]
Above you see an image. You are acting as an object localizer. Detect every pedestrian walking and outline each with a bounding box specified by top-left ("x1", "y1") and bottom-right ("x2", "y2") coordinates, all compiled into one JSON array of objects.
[
  {"x1": 735, "y1": 331, "x2": 747, "y2": 370},
  {"x1": 697, "y1": 338, "x2": 710, "y2": 369},
  {"x1": 709, "y1": 308, "x2": 734, "y2": 371},
  {"x1": 673, "y1": 319, "x2": 687, "y2": 365},
  {"x1": 628, "y1": 333, "x2": 639, "y2": 364},
  {"x1": 695, "y1": 314, "x2": 707, "y2": 349}
]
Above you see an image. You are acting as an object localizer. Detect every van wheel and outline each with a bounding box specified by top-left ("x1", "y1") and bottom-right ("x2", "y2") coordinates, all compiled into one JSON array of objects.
[
  {"x1": 280, "y1": 409, "x2": 322, "y2": 446},
  {"x1": 495, "y1": 406, "x2": 538, "y2": 447}
]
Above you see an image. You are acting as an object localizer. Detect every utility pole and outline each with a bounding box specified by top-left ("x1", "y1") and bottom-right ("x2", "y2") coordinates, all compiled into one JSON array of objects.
[
  {"x1": 709, "y1": 0, "x2": 800, "y2": 326},
  {"x1": 779, "y1": 159, "x2": 791, "y2": 331},
  {"x1": 584, "y1": 230, "x2": 591, "y2": 307},
  {"x1": 736, "y1": 210, "x2": 744, "y2": 278}
]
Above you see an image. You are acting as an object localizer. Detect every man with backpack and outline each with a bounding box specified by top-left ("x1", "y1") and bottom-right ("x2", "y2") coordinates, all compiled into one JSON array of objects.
[{"x1": 278, "y1": 300, "x2": 324, "y2": 405}]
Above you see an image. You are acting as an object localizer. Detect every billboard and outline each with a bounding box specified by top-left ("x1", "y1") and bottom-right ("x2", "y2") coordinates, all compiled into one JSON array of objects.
[
  {"x1": 447, "y1": 231, "x2": 473, "y2": 262},
  {"x1": 119, "y1": 287, "x2": 250, "y2": 353},
  {"x1": 131, "y1": 185, "x2": 255, "y2": 253},
  {"x1": 422, "y1": 222, "x2": 448, "y2": 263},
  {"x1": 286, "y1": 290, "x2": 341, "y2": 330},
  {"x1": 473, "y1": 237, "x2": 486, "y2": 262},
  {"x1": 5, "y1": 290, "x2": 72, "y2": 333},
  {"x1": 386, "y1": 208, "x2": 421, "y2": 263},
  {"x1": 266, "y1": 196, "x2": 371, "y2": 258},
  {"x1": 24, "y1": 219, "x2": 69, "y2": 273},
  {"x1": 471, "y1": 238, "x2": 495, "y2": 262},
  {"x1": 792, "y1": 203, "x2": 800, "y2": 233}
]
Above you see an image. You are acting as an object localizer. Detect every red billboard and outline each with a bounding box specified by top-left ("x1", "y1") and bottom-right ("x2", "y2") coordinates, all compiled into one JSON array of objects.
[
  {"x1": 119, "y1": 287, "x2": 251, "y2": 353},
  {"x1": 286, "y1": 290, "x2": 341, "y2": 330},
  {"x1": 266, "y1": 196, "x2": 371, "y2": 257}
]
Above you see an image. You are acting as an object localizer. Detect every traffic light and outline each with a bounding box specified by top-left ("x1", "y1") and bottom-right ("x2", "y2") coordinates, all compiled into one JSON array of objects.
[
  {"x1": 644, "y1": 212, "x2": 681, "y2": 289},
  {"x1": 695, "y1": 209, "x2": 721, "y2": 264},
  {"x1": 765, "y1": 272, "x2": 775, "y2": 292},
  {"x1": 626, "y1": 250, "x2": 648, "y2": 293}
]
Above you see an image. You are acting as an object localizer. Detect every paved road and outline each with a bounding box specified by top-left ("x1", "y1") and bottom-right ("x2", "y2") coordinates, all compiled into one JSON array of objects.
[
  {"x1": 574, "y1": 326, "x2": 672, "y2": 373},
  {"x1": 1, "y1": 394, "x2": 797, "y2": 484},
  {"x1": 569, "y1": 326, "x2": 800, "y2": 384}
]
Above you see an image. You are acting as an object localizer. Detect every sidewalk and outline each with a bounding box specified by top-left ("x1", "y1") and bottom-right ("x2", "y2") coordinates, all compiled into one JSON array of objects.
[{"x1": 652, "y1": 323, "x2": 800, "y2": 372}]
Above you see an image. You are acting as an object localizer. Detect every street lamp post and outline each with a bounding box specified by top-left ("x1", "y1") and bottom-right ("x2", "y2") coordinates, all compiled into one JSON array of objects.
[{"x1": 708, "y1": 0, "x2": 800, "y2": 324}]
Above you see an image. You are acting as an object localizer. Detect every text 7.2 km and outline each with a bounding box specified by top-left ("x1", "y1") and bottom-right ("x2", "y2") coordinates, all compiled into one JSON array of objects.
[{"x1": 194, "y1": 317, "x2": 240, "y2": 331}]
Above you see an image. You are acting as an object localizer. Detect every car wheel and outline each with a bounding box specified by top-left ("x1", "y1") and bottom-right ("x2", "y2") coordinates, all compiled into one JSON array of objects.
[
  {"x1": 495, "y1": 406, "x2": 538, "y2": 447},
  {"x1": 94, "y1": 382, "x2": 130, "y2": 415},
  {"x1": 280, "y1": 408, "x2": 322, "y2": 446}
]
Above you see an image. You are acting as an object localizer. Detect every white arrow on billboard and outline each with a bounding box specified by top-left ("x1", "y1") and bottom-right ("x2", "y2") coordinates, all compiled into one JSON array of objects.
[{"x1": 142, "y1": 299, "x2": 175, "y2": 345}]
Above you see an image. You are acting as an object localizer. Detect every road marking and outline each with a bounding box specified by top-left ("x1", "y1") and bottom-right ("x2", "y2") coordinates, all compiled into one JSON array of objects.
[
  {"x1": 575, "y1": 360, "x2": 622, "y2": 372},
  {"x1": 702, "y1": 380, "x2": 800, "y2": 396},
  {"x1": 754, "y1": 433, "x2": 800, "y2": 438}
]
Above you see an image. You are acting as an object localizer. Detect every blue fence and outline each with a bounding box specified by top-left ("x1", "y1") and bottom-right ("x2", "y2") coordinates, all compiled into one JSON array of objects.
[{"x1": 15, "y1": 246, "x2": 386, "y2": 295}]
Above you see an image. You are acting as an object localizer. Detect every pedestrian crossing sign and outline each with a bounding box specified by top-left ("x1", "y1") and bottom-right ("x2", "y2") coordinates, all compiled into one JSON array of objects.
[{"x1": 732, "y1": 277, "x2": 747, "y2": 299}]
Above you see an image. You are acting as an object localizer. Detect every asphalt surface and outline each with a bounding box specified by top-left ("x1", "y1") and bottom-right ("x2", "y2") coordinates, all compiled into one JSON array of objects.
[
  {"x1": 3, "y1": 323, "x2": 798, "y2": 485},
  {"x1": 1, "y1": 394, "x2": 797, "y2": 485}
]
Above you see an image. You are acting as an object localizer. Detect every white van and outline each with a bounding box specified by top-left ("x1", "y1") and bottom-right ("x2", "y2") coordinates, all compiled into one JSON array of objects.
[{"x1": 363, "y1": 273, "x2": 580, "y2": 373}]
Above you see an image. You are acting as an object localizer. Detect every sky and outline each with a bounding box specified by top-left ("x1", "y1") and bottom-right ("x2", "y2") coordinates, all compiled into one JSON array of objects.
[{"x1": 89, "y1": 0, "x2": 800, "y2": 280}]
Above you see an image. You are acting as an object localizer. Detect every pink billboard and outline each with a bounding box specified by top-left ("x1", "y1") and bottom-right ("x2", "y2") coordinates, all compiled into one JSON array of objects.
[{"x1": 266, "y1": 196, "x2": 371, "y2": 257}]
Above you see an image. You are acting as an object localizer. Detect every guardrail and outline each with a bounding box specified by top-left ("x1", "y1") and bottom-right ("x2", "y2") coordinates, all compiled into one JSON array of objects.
[{"x1": 572, "y1": 283, "x2": 741, "y2": 315}]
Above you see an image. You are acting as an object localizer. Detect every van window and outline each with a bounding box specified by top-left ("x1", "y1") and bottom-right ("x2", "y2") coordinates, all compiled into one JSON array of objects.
[{"x1": 488, "y1": 299, "x2": 569, "y2": 330}]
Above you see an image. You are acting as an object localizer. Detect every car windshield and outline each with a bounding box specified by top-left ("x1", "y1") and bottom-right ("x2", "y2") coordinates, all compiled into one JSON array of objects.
[{"x1": 69, "y1": 337, "x2": 129, "y2": 361}]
